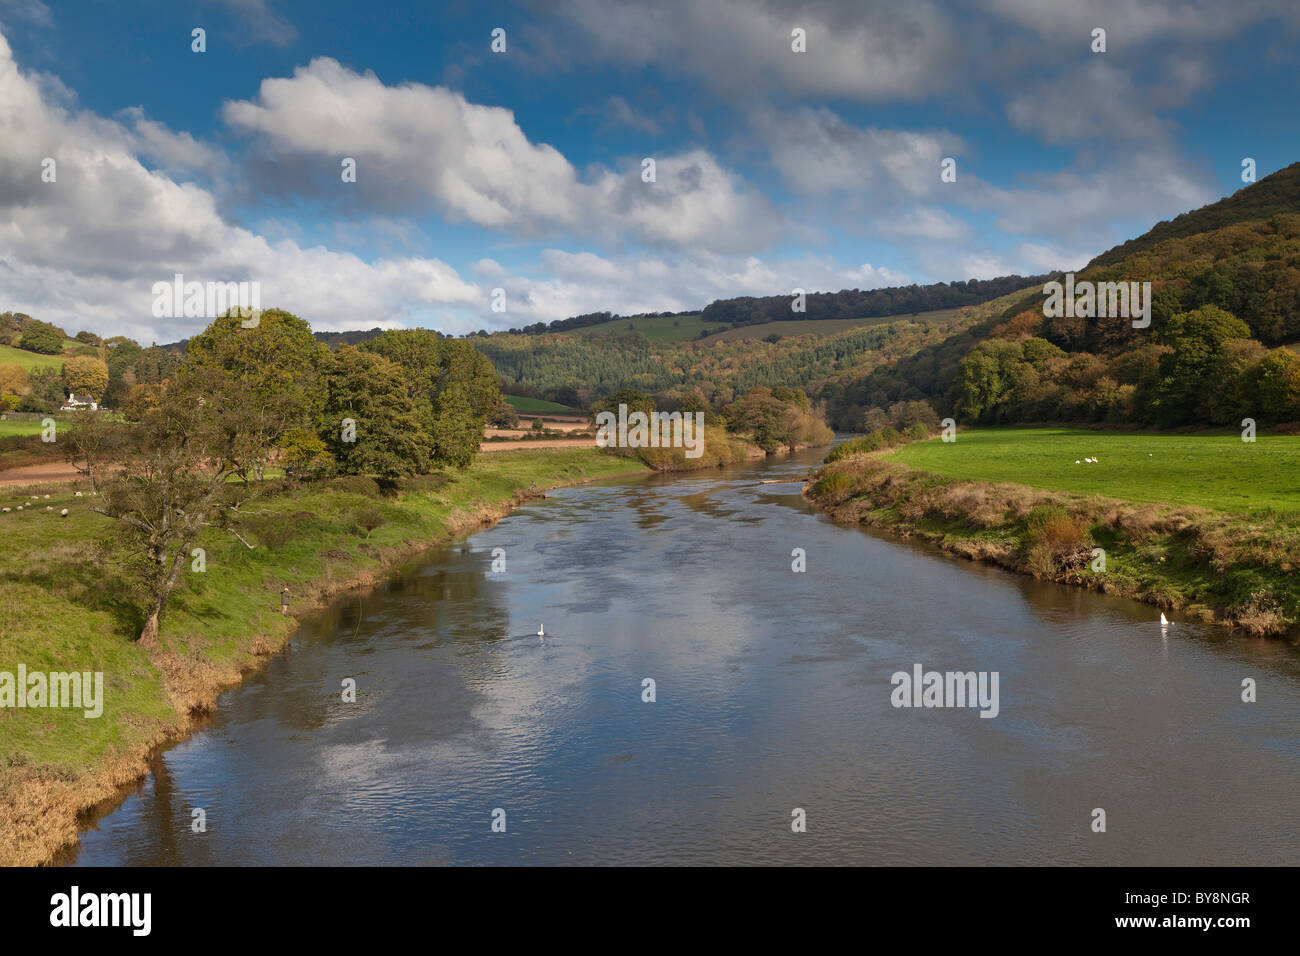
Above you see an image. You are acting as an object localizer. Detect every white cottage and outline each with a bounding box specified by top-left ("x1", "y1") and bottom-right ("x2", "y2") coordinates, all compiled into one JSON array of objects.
[{"x1": 60, "y1": 393, "x2": 99, "y2": 411}]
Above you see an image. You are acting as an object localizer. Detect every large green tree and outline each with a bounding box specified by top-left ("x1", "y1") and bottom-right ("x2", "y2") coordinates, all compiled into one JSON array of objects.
[
  {"x1": 184, "y1": 308, "x2": 326, "y2": 478},
  {"x1": 321, "y1": 347, "x2": 431, "y2": 479},
  {"x1": 362, "y1": 330, "x2": 500, "y2": 468},
  {"x1": 1149, "y1": 305, "x2": 1252, "y2": 427},
  {"x1": 18, "y1": 319, "x2": 63, "y2": 355}
]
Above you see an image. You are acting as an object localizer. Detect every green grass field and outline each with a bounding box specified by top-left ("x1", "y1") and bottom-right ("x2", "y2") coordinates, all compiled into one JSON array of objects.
[
  {"x1": 893, "y1": 427, "x2": 1300, "y2": 514},
  {"x1": 0, "y1": 343, "x2": 66, "y2": 372},
  {"x1": 0, "y1": 419, "x2": 46, "y2": 437},
  {"x1": 699, "y1": 308, "x2": 962, "y2": 343},
  {"x1": 504, "y1": 394, "x2": 579, "y2": 414}
]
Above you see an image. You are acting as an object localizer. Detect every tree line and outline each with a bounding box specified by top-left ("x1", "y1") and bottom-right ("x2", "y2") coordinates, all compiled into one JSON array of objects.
[{"x1": 67, "y1": 309, "x2": 502, "y2": 646}]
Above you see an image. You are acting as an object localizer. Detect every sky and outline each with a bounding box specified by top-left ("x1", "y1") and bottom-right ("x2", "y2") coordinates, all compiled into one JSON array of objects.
[{"x1": 1, "y1": 0, "x2": 1298, "y2": 343}]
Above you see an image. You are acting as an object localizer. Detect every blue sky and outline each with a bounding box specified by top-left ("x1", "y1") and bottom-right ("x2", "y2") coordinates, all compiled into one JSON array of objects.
[{"x1": 2, "y1": 0, "x2": 1298, "y2": 342}]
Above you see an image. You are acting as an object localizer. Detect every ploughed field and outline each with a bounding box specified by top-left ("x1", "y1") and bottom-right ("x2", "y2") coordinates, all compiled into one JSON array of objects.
[{"x1": 891, "y1": 428, "x2": 1300, "y2": 515}]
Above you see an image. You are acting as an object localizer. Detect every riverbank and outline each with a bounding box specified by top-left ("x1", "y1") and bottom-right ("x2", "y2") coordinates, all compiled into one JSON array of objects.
[
  {"x1": 0, "y1": 447, "x2": 653, "y2": 867},
  {"x1": 805, "y1": 444, "x2": 1300, "y2": 639}
]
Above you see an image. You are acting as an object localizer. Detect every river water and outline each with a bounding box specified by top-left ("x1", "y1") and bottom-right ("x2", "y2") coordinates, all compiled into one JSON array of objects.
[{"x1": 70, "y1": 447, "x2": 1300, "y2": 865}]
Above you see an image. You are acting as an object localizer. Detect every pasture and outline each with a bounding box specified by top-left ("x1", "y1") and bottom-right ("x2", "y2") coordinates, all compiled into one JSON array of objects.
[{"x1": 892, "y1": 427, "x2": 1300, "y2": 514}]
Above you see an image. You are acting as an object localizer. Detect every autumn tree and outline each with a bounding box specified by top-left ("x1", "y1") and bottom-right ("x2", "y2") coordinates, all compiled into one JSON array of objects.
[{"x1": 62, "y1": 355, "x2": 109, "y2": 399}]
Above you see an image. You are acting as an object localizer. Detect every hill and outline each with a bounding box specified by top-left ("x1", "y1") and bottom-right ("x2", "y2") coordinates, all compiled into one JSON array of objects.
[
  {"x1": 698, "y1": 309, "x2": 961, "y2": 343},
  {"x1": 560, "y1": 313, "x2": 709, "y2": 342},
  {"x1": 0, "y1": 343, "x2": 66, "y2": 372},
  {"x1": 1087, "y1": 161, "x2": 1300, "y2": 269},
  {"x1": 822, "y1": 160, "x2": 1300, "y2": 430}
]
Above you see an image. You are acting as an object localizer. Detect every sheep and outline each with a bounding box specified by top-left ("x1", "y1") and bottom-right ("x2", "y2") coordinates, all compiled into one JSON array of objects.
[{"x1": 60, "y1": 508, "x2": 68, "y2": 517}]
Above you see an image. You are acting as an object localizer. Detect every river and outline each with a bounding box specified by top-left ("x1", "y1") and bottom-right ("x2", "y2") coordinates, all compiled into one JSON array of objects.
[{"x1": 69, "y1": 447, "x2": 1300, "y2": 865}]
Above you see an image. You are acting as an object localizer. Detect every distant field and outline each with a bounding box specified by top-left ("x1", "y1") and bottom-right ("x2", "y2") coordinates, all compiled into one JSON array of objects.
[
  {"x1": 892, "y1": 427, "x2": 1300, "y2": 514},
  {"x1": 0, "y1": 344, "x2": 65, "y2": 372},
  {"x1": 0, "y1": 419, "x2": 46, "y2": 438},
  {"x1": 699, "y1": 308, "x2": 962, "y2": 343},
  {"x1": 563, "y1": 314, "x2": 708, "y2": 342},
  {"x1": 504, "y1": 394, "x2": 579, "y2": 414},
  {"x1": 557, "y1": 308, "x2": 962, "y2": 344}
]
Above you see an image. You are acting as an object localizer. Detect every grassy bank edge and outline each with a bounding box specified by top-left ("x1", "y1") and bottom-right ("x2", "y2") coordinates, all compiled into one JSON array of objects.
[
  {"x1": 2, "y1": 448, "x2": 661, "y2": 867},
  {"x1": 804, "y1": 447, "x2": 1300, "y2": 641}
]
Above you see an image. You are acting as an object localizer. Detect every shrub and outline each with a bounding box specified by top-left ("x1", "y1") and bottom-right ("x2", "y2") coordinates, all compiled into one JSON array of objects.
[
  {"x1": 813, "y1": 471, "x2": 854, "y2": 502},
  {"x1": 328, "y1": 475, "x2": 381, "y2": 497},
  {"x1": 1024, "y1": 506, "x2": 1092, "y2": 577},
  {"x1": 353, "y1": 505, "x2": 386, "y2": 538}
]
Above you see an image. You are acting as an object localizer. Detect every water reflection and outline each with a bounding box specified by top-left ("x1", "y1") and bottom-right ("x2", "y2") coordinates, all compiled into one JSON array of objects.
[{"x1": 71, "y1": 448, "x2": 1300, "y2": 866}]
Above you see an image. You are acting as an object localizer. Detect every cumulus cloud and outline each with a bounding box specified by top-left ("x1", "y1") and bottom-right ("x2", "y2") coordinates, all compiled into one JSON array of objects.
[
  {"x1": 758, "y1": 107, "x2": 959, "y2": 197},
  {"x1": 0, "y1": 32, "x2": 479, "y2": 341},
  {"x1": 222, "y1": 57, "x2": 777, "y2": 252}
]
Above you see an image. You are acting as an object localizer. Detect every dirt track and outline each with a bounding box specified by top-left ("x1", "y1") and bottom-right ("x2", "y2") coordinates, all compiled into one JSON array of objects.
[
  {"x1": 0, "y1": 462, "x2": 84, "y2": 487},
  {"x1": 480, "y1": 438, "x2": 594, "y2": 452},
  {"x1": 0, "y1": 439, "x2": 600, "y2": 485}
]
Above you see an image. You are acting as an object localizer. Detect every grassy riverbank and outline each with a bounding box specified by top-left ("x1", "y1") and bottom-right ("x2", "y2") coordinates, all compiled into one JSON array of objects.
[
  {"x1": 807, "y1": 429, "x2": 1300, "y2": 639},
  {"x1": 0, "y1": 447, "x2": 651, "y2": 866}
]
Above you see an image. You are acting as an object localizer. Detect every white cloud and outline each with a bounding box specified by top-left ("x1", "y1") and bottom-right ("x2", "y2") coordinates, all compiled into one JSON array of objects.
[
  {"x1": 223, "y1": 57, "x2": 777, "y2": 253},
  {"x1": 758, "y1": 107, "x2": 960, "y2": 197},
  {"x1": 0, "y1": 32, "x2": 479, "y2": 341}
]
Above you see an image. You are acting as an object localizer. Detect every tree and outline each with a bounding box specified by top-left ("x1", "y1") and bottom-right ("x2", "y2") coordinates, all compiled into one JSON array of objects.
[
  {"x1": 0, "y1": 363, "x2": 28, "y2": 399},
  {"x1": 948, "y1": 339, "x2": 1025, "y2": 423},
  {"x1": 1245, "y1": 348, "x2": 1300, "y2": 423},
  {"x1": 63, "y1": 355, "x2": 109, "y2": 399},
  {"x1": 68, "y1": 368, "x2": 258, "y2": 646},
  {"x1": 18, "y1": 319, "x2": 63, "y2": 355},
  {"x1": 21, "y1": 367, "x2": 65, "y2": 412},
  {"x1": 120, "y1": 383, "x2": 164, "y2": 422},
  {"x1": 363, "y1": 330, "x2": 501, "y2": 468},
  {"x1": 184, "y1": 309, "x2": 325, "y2": 478},
  {"x1": 103, "y1": 336, "x2": 143, "y2": 408},
  {"x1": 590, "y1": 388, "x2": 655, "y2": 420},
  {"x1": 1150, "y1": 305, "x2": 1252, "y2": 426},
  {"x1": 488, "y1": 396, "x2": 520, "y2": 428},
  {"x1": 322, "y1": 347, "x2": 431, "y2": 479},
  {"x1": 134, "y1": 345, "x2": 179, "y2": 385}
]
